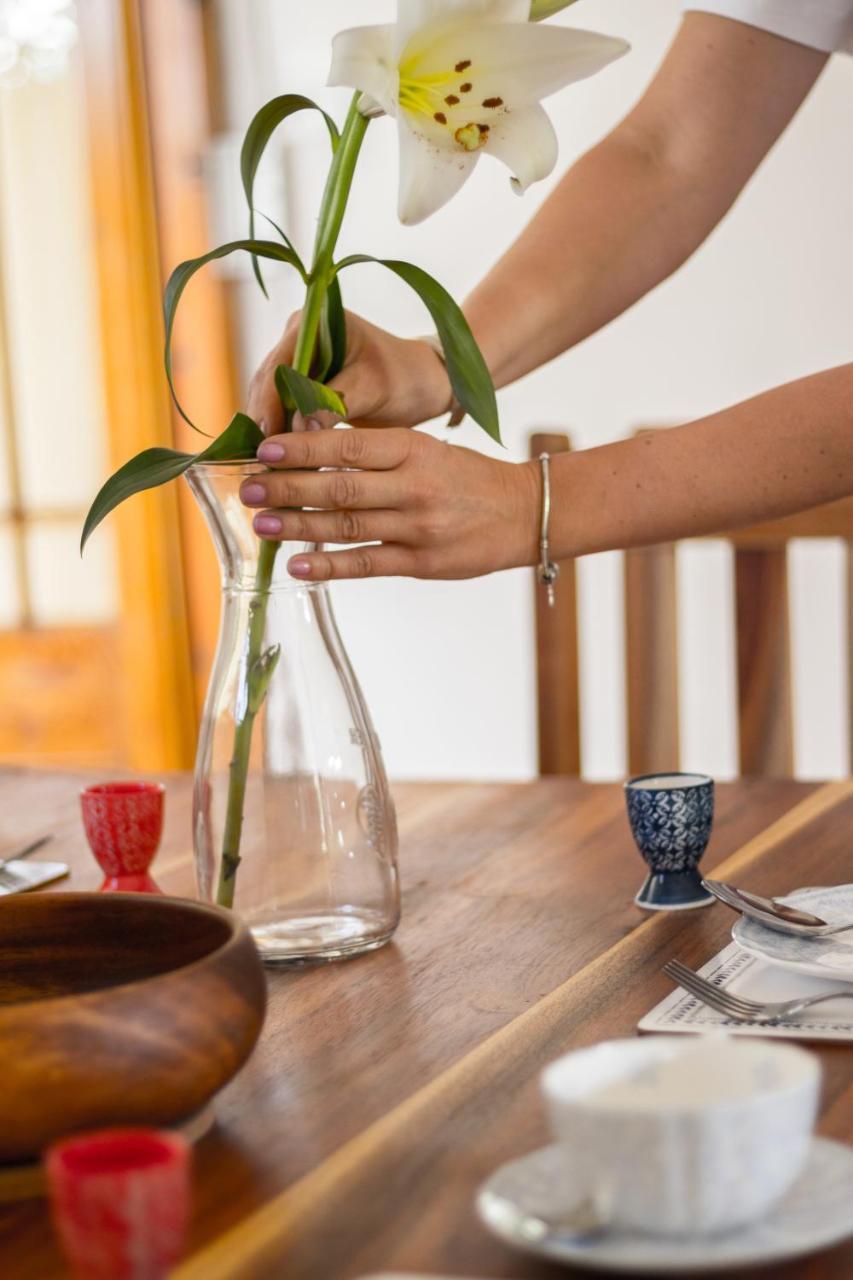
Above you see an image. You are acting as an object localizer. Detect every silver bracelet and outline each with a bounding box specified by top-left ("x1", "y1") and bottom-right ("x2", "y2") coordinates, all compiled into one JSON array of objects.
[{"x1": 537, "y1": 452, "x2": 560, "y2": 608}]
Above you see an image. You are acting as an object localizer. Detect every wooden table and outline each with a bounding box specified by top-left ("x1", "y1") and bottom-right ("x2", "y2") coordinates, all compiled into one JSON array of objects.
[{"x1": 1, "y1": 769, "x2": 852, "y2": 1279}]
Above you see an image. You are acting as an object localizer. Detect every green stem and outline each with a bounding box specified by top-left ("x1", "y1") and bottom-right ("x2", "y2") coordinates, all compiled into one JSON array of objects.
[
  {"x1": 294, "y1": 94, "x2": 369, "y2": 374},
  {"x1": 215, "y1": 94, "x2": 369, "y2": 909},
  {"x1": 216, "y1": 538, "x2": 277, "y2": 906}
]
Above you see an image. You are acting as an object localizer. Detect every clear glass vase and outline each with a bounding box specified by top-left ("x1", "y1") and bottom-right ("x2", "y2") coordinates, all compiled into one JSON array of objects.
[{"x1": 185, "y1": 461, "x2": 400, "y2": 966}]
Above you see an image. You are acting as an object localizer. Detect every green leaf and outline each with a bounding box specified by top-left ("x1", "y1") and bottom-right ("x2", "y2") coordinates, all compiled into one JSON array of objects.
[
  {"x1": 81, "y1": 449, "x2": 191, "y2": 554},
  {"x1": 529, "y1": 0, "x2": 581, "y2": 19},
  {"x1": 336, "y1": 256, "x2": 500, "y2": 444},
  {"x1": 81, "y1": 413, "x2": 263, "y2": 552},
  {"x1": 164, "y1": 240, "x2": 303, "y2": 431},
  {"x1": 257, "y1": 212, "x2": 305, "y2": 276},
  {"x1": 313, "y1": 276, "x2": 347, "y2": 383},
  {"x1": 241, "y1": 95, "x2": 339, "y2": 295},
  {"x1": 196, "y1": 411, "x2": 264, "y2": 462},
  {"x1": 274, "y1": 366, "x2": 347, "y2": 420}
]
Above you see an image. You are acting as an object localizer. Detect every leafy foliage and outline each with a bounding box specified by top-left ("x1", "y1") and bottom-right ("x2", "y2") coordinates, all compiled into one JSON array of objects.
[
  {"x1": 274, "y1": 366, "x2": 347, "y2": 420},
  {"x1": 81, "y1": 413, "x2": 264, "y2": 552},
  {"x1": 164, "y1": 240, "x2": 303, "y2": 430},
  {"x1": 314, "y1": 275, "x2": 347, "y2": 382},
  {"x1": 256, "y1": 212, "x2": 305, "y2": 274},
  {"x1": 241, "y1": 94, "x2": 339, "y2": 294},
  {"x1": 337, "y1": 256, "x2": 500, "y2": 443}
]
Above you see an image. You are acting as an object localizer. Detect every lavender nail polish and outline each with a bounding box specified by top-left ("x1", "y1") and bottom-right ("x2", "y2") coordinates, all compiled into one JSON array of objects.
[
  {"x1": 254, "y1": 514, "x2": 282, "y2": 536},
  {"x1": 258, "y1": 440, "x2": 285, "y2": 463},
  {"x1": 242, "y1": 483, "x2": 267, "y2": 506},
  {"x1": 288, "y1": 557, "x2": 312, "y2": 578}
]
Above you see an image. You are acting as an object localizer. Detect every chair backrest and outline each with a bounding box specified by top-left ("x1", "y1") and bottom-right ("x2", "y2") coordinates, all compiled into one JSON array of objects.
[{"x1": 531, "y1": 429, "x2": 853, "y2": 777}]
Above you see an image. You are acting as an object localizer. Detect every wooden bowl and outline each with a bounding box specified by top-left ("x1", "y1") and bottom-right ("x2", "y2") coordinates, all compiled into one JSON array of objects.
[{"x1": 0, "y1": 893, "x2": 266, "y2": 1162}]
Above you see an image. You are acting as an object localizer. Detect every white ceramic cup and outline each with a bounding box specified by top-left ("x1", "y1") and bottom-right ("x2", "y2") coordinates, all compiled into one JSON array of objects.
[{"x1": 541, "y1": 1036, "x2": 821, "y2": 1236}]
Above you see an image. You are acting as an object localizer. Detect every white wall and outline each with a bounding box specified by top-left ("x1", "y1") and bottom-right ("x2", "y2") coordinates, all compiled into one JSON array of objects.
[
  {"x1": 0, "y1": 53, "x2": 116, "y2": 628},
  {"x1": 209, "y1": 0, "x2": 853, "y2": 781}
]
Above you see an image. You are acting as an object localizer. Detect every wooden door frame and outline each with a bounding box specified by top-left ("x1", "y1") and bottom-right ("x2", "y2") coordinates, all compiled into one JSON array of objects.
[
  {"x1": 78, "y1": 0, "x2": 199, "y2": 769},
  {"x1": 135, "y1": 0, "x2": 240, "y2": 712}
]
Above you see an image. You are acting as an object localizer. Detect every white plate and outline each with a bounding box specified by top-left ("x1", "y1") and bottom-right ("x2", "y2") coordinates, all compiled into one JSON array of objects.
[
  {"x1": 477, "y1": 1139, "x2": 853, "y2": 1274},
  {"x1": 732, "y1": 885, "x2": 853, "y2": 983}
]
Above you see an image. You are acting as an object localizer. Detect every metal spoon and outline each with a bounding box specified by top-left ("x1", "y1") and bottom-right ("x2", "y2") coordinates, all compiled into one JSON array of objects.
[
  {"x1": 703, "y1": 879, "x2": 853, "y2": 937},
  {"x1": 481, "y1": 1190, "x2": 608, "y2": 1244}
]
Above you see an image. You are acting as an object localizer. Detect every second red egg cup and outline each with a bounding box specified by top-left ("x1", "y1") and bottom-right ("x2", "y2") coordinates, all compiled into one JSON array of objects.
[{"x1": 80, "y1": 782, "x2": 165, "y2": 894}]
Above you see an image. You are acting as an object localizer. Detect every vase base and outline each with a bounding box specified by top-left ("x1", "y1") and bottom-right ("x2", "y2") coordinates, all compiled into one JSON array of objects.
[{"x1": 247, "y1": 909, "x2": 397, "y2": 967}]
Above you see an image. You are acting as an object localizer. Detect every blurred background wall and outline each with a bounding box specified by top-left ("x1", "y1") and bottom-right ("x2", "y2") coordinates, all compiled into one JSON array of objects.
[
  {"x1": 1, "y1": 0, "x2": 852, "y2": 780},
  {"x1": 0, "y1": 41, "x2": 118, "y2": 762}
]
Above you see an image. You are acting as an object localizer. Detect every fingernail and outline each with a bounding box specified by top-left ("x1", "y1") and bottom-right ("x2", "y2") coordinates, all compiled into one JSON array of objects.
[
  {"x1": 254, "y1": 514, "x2": 282, "y2": 536},
  {"x1": 257, "y1": 441, "x2": 285, "y2": 463},
  {"x1": 306, "y1": 418, "x2": 322, "y2": 432},
  {"x1": 288, "y1": 557, "x2": 312, "y2": 578},
  {"x1": 241, "y1": 483, "x2": 267, "y2": 506}
]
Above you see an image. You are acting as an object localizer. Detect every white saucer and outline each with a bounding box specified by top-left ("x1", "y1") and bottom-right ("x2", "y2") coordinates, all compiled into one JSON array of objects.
[
  {"x1": 476, "y1": 1138, "x2": 853, "y2": 1274},
  {"x1": 732, "y1": 885, "x2": 853, "y2": 983}
]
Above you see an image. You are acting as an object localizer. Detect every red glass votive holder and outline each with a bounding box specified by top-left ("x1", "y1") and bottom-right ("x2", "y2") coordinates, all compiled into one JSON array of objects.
[
  {"x1": 80, "y1": 782, "x2": 165, "y2": 893},
  {"x1": 46, "y1": 1129, "x2": 190, "y2": 1280}
]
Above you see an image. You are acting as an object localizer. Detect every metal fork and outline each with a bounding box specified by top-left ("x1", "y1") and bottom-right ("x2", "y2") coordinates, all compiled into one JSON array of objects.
[
  {"x1": 0, "y1": 835, "x2": 53, "y2": 892},
  {"x1": 663, "y1": 958, "x2": 853, "y2": 1024}
]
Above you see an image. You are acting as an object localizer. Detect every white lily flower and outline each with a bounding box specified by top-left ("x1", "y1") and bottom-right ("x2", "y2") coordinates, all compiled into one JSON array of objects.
[{"x1": 329, "y1": 0, "x2": 628, "y2": 224}]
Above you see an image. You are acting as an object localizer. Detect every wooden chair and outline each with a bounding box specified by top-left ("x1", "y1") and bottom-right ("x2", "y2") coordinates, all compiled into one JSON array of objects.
[{"x1": 531, "y1": 430, "x2": 853, "y2": 777}]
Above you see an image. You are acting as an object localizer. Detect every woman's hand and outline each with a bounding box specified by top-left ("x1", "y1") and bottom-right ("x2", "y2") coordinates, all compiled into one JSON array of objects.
[
  {"x1": 240, "y1": 427, "x2": 540, "y2": 581},
  {"x1": 247, "y1": 311, "x2": 454, "y2": 436}
]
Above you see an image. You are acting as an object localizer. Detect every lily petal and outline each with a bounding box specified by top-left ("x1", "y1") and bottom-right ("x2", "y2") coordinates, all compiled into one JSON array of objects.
[
  {"x1": 328, "y1": 25, "x2": 399, "y2": 116},
  {"x1": 397, "y1": 114, "x2": 479, "y2": 224},
  {"x1": 486, "y1": 103, "x2": 557, "y2": 192},
  {"x1": 405, "y1": 22, "x2": 629, "y2": 107}
]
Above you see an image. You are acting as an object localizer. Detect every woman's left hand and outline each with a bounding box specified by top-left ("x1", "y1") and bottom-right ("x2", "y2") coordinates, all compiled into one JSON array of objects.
[{"x1": 240, "y1": 427, "x2": 540, "y2": 581}]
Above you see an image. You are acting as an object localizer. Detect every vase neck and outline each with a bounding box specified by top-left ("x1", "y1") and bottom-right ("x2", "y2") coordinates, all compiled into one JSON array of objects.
[{"x1": 186, "y1": 462, "x2": 315, "y2": 592}]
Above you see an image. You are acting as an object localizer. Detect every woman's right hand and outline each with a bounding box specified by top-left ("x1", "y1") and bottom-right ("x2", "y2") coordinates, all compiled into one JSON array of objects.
[{"x1": 247, "y1": 310, "x2": 454, "y2": 435}]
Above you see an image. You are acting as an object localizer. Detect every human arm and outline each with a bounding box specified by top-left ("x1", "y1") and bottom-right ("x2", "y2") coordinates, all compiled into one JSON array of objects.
[
  {"x1": 246, "y1": 13, "x2": 827, "y2": 433},
  {"x1": 462, "y1": 12, "x2": 827, "y2": 387},
  {"x1": 240, "y1": 362, "x2": 853, "y2": 580}
]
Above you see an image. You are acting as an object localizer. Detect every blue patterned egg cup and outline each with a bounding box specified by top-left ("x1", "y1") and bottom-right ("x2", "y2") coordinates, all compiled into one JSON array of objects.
[{"x1": 625, "y1": 773, "x2": 715, "y2": 911}]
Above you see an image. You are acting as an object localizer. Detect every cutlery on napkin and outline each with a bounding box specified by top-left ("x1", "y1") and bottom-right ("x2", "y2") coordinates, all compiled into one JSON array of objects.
[
  {"x1": 0, "y1": 835, "x2": 69, "y2": 896},
  {"x1": 640, "y1": 942, "x2": 853, "y2": 1041}
]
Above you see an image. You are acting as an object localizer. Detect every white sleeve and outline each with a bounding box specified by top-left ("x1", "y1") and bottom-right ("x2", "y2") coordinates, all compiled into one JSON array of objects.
[{"x1": 681, "y1": 1, "x2": 853, "y2": 53}]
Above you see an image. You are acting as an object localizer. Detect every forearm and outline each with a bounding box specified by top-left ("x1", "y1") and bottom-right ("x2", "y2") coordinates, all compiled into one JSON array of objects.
[
  {"x1": 464, "y1": 130, "x2": 711, "y2": 388},
  {"x1": 464, "y1": 15, "x2": 826, "y2": 390},
  {"x1": 549, "y1": 364, "x2": 853, "y2": 558}
]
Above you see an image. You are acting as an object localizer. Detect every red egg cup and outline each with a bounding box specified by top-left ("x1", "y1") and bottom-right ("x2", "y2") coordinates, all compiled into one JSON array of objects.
[
  {"x1": 46, "y1": 1129, "x2": 190, "y2": 1280},
  {"x1": 80, "y1": 782, "x2": 165, "y2": 894}
]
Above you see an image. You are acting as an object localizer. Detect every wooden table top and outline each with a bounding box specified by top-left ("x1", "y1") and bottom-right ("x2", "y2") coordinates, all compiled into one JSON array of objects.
[{"x1": 1, "y1": 768, "x2": 851, "y2": 1279}]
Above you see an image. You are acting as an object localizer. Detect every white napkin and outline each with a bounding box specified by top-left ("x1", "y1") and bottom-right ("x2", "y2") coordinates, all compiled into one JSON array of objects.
[{"x1": 639, "y1": 942, "x2": 853, "y2": 1040}]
